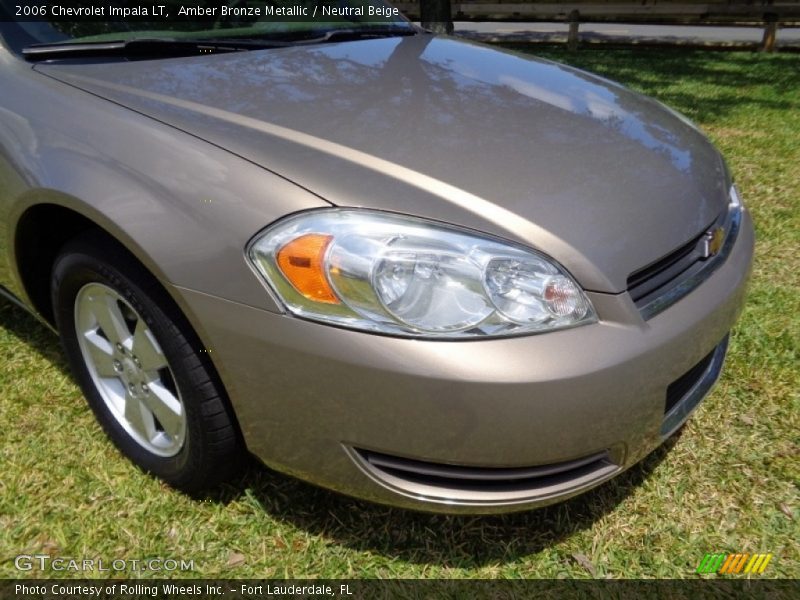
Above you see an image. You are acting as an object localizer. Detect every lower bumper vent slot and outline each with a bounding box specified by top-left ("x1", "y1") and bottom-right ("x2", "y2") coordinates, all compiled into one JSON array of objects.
[
  {"x1": 661, "y1": 335, "x2": 729, "y2": 437},
  {"x1": 665, "y1": 349, "x2": 716, "y2": 415},
  {"x1": 354, "y1": 448, "x2": 620, "y2": 505}
]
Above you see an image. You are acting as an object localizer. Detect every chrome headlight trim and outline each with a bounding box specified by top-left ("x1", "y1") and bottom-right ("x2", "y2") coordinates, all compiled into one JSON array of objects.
[{"x1": 247, "y1": 209, "x2": 597, "y2": 339}]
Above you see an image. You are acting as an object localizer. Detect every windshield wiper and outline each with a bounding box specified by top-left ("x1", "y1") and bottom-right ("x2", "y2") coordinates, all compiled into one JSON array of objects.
[
  {"x1": 222, "y1": 27, "x2": 420, "y2": 47},
  {"x1": 22, "y1": 38, "x2": 281, "y2": 61},
  {"x1": 298, "y1": 27, "x2": 420, "y2": 44}
]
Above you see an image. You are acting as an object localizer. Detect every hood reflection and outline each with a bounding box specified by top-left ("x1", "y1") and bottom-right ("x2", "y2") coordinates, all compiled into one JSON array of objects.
[{"x1": 39, "y1": 35, "x2": 727, "y2": 291}]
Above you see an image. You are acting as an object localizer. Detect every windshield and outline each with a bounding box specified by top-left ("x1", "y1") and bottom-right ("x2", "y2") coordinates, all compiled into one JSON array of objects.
[{"x1": 0, "y1": 0, "x2": 413, "y2": 54}]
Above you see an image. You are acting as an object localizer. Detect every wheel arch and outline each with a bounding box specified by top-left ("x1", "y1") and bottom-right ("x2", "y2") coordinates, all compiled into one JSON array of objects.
[
  {"x1": 13, "y1": 202, "x2": 172, "y2": 328},
  {"x1": 14, "y1": 201, "x2": 247, "y2": 454}
]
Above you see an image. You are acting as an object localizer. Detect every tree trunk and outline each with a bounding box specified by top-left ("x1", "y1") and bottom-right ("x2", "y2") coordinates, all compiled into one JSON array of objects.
[{"x1": 420, "y1": 0, "x2": 454, "y2": 35}]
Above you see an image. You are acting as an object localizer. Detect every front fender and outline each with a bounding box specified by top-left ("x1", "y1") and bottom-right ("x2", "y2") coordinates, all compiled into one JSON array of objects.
[{"x1": 1, "y1": 62, "x2": 327, "y2": 313}]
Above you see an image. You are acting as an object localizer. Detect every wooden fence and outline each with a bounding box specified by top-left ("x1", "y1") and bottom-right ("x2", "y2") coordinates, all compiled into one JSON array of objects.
[{"x1": 397, "y1": 1, "x2": 800, "y2": 50}]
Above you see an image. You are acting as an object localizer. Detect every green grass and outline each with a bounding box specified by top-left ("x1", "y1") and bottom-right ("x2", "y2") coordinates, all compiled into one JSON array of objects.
[{"x1": 1, "y1": 47, "x2": 798, "y2": 579}]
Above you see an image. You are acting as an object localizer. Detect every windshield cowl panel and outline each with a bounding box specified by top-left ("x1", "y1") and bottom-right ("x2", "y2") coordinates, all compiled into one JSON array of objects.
[{"x1": 2, "y1": 0, "x2": 415, "y2": 57}]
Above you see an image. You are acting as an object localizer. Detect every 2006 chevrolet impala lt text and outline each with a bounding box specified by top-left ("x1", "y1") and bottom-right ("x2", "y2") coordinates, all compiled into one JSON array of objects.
[{"x1": 0, "y1": 3, "x2": 753, "y2": 513}]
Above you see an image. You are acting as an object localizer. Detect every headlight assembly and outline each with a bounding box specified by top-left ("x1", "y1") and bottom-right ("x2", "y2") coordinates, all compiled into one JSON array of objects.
[{"x1": 248, "y1": 210, "x2": 596, "y2": 338}]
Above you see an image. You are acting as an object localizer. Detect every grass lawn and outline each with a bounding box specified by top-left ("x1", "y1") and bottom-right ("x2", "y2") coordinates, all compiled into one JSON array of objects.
[{"x1": 1, "y1": 46, "x2": 798, "y2": 579}]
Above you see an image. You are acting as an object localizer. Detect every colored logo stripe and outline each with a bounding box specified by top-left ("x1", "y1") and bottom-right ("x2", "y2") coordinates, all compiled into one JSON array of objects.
[
  {"x1": 697, "y1": 553, "x2": 772, "y2": 574},
  {"x1": 720, "y1": 553, "x2": 747, "y2": 574},
  {"x1": 746, "y1": 553, "x2": 773, "y2": 574},
  {"x1": 696, "y1": 554, "x2": 726, "y2": 574}
]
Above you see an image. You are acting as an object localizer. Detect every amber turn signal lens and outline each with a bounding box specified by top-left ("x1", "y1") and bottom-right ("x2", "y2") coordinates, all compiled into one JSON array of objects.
[{"x1": 276, "y1": 234, "x2": 340, "y2": 304}]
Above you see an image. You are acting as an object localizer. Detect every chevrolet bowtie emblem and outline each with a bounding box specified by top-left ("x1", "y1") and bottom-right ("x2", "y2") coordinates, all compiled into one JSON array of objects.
[{"x1": 703, "y1": 227, "x2": 726, "y2": 258}]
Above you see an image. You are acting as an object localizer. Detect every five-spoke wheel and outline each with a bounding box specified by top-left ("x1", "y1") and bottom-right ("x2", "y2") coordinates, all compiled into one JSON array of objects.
[
  {"x1": 52, "y1": 231, "x2": 243, "y2": 491},
  {"x1": 75, "y1": 282, "x2": 186, "y2": 457}
]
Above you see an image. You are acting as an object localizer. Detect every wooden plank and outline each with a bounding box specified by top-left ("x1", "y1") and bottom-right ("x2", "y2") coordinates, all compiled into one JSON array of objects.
[
  {"x1": 762, "y1": 21, "x2": 778, "y2": 51},
  {"x1": 567, "y1": 9, "x2": 580, "y2": 50},
  {"x1": 394, "y1": 1, "x2": 800, "y2": 24}
]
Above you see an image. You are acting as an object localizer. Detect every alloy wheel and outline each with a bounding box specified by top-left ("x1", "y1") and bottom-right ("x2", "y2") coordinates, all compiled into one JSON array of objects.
[{"x1": 74, "y1": 283, "x2": 186, "y2": 457}]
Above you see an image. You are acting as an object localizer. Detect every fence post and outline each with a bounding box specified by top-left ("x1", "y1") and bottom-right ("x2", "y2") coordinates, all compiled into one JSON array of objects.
[
  {"x1": 761, "y1": 13, "x2": 778, "y2": 52},
  {"x1": 420, "y1": 0, "x2": 454, "y2": 34},
  {"x1": 567, "y1": 10, "x2": 581, "y2": 51}
]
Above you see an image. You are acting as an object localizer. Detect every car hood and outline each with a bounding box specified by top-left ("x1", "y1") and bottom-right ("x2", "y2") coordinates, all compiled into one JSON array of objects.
[{"x1": 37, "y1": 35, "x2": 729, "y2": 292}]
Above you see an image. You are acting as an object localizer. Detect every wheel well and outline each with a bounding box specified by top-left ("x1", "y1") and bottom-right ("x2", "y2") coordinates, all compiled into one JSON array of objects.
[
  {"x1": 15, "y1": 204, "x2": 248, "y2": 457},
  {"x1": 15, "y1": 205, "x2": 98, "y2": 326}
]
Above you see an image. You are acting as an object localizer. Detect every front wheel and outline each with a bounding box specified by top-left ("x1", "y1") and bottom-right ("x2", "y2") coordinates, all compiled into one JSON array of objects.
[{"x1": 51, "y1": 232, "x2": 243, "y2": 491}]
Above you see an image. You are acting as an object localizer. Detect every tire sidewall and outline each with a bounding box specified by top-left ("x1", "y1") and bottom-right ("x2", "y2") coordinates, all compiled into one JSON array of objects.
[{"x1": 52, "y1": 249, "x2": 203, "y2": 483}]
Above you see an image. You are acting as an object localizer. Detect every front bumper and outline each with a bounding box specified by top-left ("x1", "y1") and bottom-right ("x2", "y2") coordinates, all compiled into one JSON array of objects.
[{"x1": 174, "y1": 210, "x2": 754, "y2": 513}]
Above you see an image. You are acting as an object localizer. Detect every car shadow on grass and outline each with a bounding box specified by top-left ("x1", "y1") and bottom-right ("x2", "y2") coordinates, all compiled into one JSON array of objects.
[
  {"x1": 1, "y1": 297, "x2": 680, "y2": 567},
  {"x1": 210, "y1": 429, "x2": 681, "y2": 568},
  {"x1": 0, "y1": 299, "x2": 70, "y2": 374}
]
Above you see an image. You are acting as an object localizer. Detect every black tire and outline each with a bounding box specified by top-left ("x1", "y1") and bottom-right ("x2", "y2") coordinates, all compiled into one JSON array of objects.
[{"x1": 51, "y1": 230, "x2": 243, "y2": 492}]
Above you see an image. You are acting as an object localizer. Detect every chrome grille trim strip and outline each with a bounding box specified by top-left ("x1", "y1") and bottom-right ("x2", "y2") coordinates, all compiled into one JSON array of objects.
[{"x1": 638, "y1": 203, "x2": 742, "y2": 320}]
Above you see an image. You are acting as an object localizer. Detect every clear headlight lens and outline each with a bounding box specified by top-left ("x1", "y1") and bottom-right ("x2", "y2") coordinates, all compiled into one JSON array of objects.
[{"x1": 248, "y1": 210, "x2": 596, "y2": 338}]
